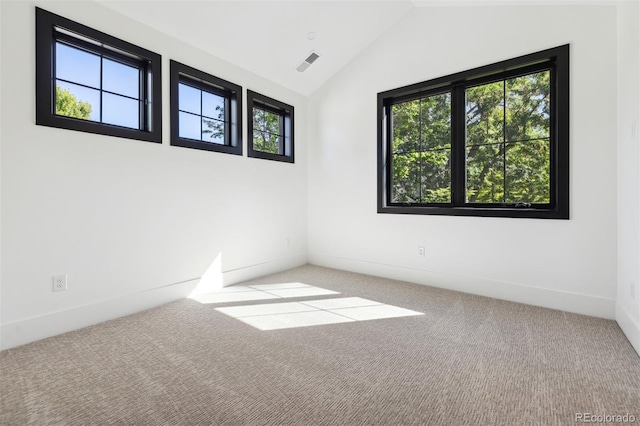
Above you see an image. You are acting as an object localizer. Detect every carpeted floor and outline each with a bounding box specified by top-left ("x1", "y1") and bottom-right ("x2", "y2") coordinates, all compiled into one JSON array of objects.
[{"x1": 1, "y1": 265, "x2": 639, "y2": 425}]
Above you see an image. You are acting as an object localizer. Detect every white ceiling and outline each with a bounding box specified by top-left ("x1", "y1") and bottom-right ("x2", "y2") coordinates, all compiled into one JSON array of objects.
[
  {"x1": 98, "y1": 0, "x2": 613, "y2": 95},
  {"x1": 98, "y1": 1, "x2": 415, "y2": 96}
]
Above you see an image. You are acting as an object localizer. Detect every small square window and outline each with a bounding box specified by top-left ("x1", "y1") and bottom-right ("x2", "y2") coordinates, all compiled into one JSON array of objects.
[
  {"x1": 170, "y1": 60, "x2": 242, "y2": 155},
  {"x1": 247, "y1": 90, "x2": 294, "y2": 163},
  {"x1": 36, "y1": 8, "x2": 161, "y2": 143}
]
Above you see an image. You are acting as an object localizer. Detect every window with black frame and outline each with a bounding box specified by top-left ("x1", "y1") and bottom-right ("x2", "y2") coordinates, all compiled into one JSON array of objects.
[
  {"x1": 247, "y1": 90, "x2": 294, "y2": 163},
  {"x1": 378, "y1": 45, "x2": 569, "y2": 219},
  {"x1": 170, "y1": 60, "x2": 242, "y2": 155},
  {"x1": 35, "y1": 7, "x2": 161, "y2": 143}
]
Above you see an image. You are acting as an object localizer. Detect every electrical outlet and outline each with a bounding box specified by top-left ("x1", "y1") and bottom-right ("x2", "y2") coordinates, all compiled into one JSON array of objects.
[
  {"x1": 631, "y1": 281, "x2": 636, "y2": 300},
  {"x1": 286, "y1": 237, "x2": 291, "y2": 249},
  {"x1": 417, "y1": 246, "x2": 425, "y2": 257},
  {"x1": 53, "y1": 275, "x2": 67, "y2": 292}
]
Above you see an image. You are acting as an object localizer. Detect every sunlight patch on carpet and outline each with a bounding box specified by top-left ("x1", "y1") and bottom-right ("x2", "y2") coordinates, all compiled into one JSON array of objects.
[{"x1": 215, "y1": 297, "x2": 423, "y2": 330}]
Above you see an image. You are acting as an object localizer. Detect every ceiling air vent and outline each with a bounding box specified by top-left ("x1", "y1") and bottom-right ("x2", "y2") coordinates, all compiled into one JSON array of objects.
[{"x1": 296, "y1": 51, "x2": 320, "y2": 72}]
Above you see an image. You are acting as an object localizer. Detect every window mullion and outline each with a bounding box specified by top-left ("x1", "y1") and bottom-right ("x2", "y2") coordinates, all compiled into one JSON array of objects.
[
  {"x1": 99, "y1": 55, "x2": 103, "y2": 123},
  {"x1": 502, "y1": 80, "x2": 507, "y2": 203},
  {"x1": 200, "y1": 89, "x2": 204, "y2": 142},
  {"x1": 418, "y1": 98, "x2": 423, "y2": 203},
  {"x1": 451, "y1": 86, "x2": 466, "y2": 206},
  {"x1": 550, "y1": 64, "x2": 559, "y2": 209},
  {"x1": 225, "y1": 97, "x2": 231, "y2": 146},
  {"x1": 386, "y1": 103, "x2": 393, "y2": 207},
  {"x1": 139, "y1": 64, "x2": 145, "y2": 131},
  {"x1": 279, "y1": 113, "x2": 285, "y2": 156}
]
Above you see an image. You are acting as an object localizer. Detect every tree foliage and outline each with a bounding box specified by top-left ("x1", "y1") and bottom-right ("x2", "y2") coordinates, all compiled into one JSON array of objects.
[
  {"x1": 202, "y1": 96, "x2": 226, "y2": 144},
  {"x1": 202, "y1": 118, "x2": 225, "y2": 143},
  {"x1": 392, "y1": 93, "x2": 451, "y2": 203},
  {"x1": 252, "y1": 108, "x2": 280, "y2": 154},
  {"x1": 391, "y1": 70, "x2": 551, "y2": 205},
  {"x1": 55, "y1": 85, "x2": 92, "y2": 120}
]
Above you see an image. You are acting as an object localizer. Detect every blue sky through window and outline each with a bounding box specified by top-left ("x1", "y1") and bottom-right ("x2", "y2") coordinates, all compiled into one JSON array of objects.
[
  {"x1": 103, "y1": 58, "x2": 139, "y2": 99},
  {"x1": 56, "y1": 43, "x2": 100, "y2": 88},
  {"x1": 55, "y1": 42, "x2": 141, "y2": 129},
  {"x1": 178, "y1": 82, "x2": 226, "y2": 144}
]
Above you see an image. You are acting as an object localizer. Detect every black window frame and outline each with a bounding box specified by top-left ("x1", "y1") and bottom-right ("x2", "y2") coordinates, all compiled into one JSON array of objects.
[
  {"x1": 170, "y1": 60, "x2": 243, "y2": 155},
  {"x1": 247, "y1": 90, "x2": 294, "y2": 163},
  {"x1": 377, "y1": 45, "x2": 569, "y2": 219},
  {"x1": 35, "y1": 7, "x2": 162, "y2": 143}
]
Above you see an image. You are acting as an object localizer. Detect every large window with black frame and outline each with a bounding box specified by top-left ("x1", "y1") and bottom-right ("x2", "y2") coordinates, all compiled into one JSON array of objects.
[
  {"x1": 35, "y1": 7, "x2": 162, "y2": 143},
  {"x1": 377, "y1": 45, "x2": 569, "y2": 219}
]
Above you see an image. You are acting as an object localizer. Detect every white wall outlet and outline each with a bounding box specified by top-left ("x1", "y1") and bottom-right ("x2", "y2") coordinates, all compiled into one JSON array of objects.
[
  {"x1": 53, "y1": 275, "x2": 67, "y2": 292},
  {"x1": 631, "y1": 280, "x2": 636, "y2": 299},
  {"x1": 286, "y1": 237, "x2": 291, "y2": 249},
  {"x1": 417, "y1": 246, "x2": 425, "y2": 257}
]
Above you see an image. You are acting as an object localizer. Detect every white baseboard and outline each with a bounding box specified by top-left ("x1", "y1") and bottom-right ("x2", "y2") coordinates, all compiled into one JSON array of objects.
[
  {"x1": 616, "y1": 303, "x2": 640, "y2": 357},
  {"x1": 309, "y1": 253, "x2": 616, "y2": 320},
  {"x1": 0, "y1": 254, "x2": 307, "y2": 351},
  {"x1": 223, "y1": 254, "x2": 307, "y2": 286},
  {"x1": 0, "y1": 278, "x2": 199, "y2": 351}
]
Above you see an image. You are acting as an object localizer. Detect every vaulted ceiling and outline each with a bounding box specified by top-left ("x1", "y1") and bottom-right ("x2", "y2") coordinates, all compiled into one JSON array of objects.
[
  {"x1": 99, "y1": 0, "x2": 605, "y2": 96},
  {"x1": 99, "y1": 1, "x2": 415, "y2": 96}
]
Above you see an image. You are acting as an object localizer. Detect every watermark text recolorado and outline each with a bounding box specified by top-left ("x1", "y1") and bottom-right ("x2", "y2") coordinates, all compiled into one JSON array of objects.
[{"x1": 575, "y1": 413, "x2": 636, "y2": 423}]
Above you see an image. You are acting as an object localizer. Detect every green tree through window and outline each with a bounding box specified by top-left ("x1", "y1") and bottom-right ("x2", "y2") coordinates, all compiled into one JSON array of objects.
[
  {"x1": 55, "y1": 85, "x2": 92, "y2": 120},
  {"x1": 247, "y1": 90, "x2": 294, "y2": 163},
  {"x1": 253, "y1": 108, "x2": 281, "y2": 155},
  {"x1": 465, "y1": 71, "x2": 550, "y2": 204},
  {"x1": 391, "y1": 93, "x2": 451, "y2": 203},
  {"x1": 377, "y1": 45, "x2": 569, "y2": 219},
  {"x1": 170, "y1": 60, "x2": 243, "y2": 156}
]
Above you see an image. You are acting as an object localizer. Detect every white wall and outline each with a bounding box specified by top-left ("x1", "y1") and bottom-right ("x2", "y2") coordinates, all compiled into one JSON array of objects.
[
  {"x1": 0, "y1": 1, "x2": 3, "y2": 349},
  {"x1": 616, "y1": 0, "x2": 640, "y2": 355},
  {"x1": 2, "y1": 0, "x2": 637, "y2": 352},
  {"x1": 308, "y1": 4, "x2": 619, "y2": 319},
  {"x1": 0, "y1": 0, "x2": 308, "y2": 349}
]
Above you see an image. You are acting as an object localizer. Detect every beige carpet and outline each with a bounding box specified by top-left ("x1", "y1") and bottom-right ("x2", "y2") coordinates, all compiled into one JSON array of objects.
[{"x1": 1, "y1": 265, "x2": 639, "y2": 425}]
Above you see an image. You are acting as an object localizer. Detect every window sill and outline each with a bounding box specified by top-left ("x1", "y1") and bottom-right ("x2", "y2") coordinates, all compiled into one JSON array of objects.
[
  {"x1": 378, "y1": 205, "x2": 569, "y2": 219},
  {"x1": 36, "y1": 115, "x2": 161, "y2": 144},
  {"x1": 171, "y1": 138, "x2": 242, "y2": 156},
  {"x1": 247, "y1": 150, "x2": 294, "y2": 163}
]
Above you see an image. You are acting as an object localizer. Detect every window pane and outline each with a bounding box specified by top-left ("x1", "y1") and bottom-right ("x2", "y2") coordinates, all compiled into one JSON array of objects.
[
  {"x1": 391, "y1": 153, "x2": 421, "y2": 203},
  {"x1": 202, "y1": 91, "x2": 225, "y2": 121},
  {"x1": 391, "y1": 93, "x2": 451, "y2": 203},
  {"x1": 392, "y1": 99, "x2": 420, "y2": 154},
  {"x1": 103, "y1": 58, "x2": 139, "y2": 99},
  {"x1": 420, "y1": 93, "x2": 451, "y2": 150},
  {"x1": 505, "y1": 71, "x2": 550, "y2": 143},
  {"x1": 55, "y1": 81, "x2": 100, "y2": 121},
  {"x1": 466, "y1": 143, "x2": 504, "y2": 203},
  {"x1": 284, "y1": 115, "x2": 293, "y2": 157},
  {"x1": 505, "y1": 140, "x2": 550, "y2": 203},
  {"x1": 253, "y1": 108, "x2": 280, "y2": 136},
  {"x1": 179, "y1": 111, "x2": 201, "y2": 140},
  {"x1": 56, "y1": 42, "x2": 100, "y2": 89},
  {"x1": 202, "y1": 118, "x2": 225, "y2": 144},
  {"x1": 253, "y1": 129, "x2": 279, "y2": 154},
  {"x1": 102, "y1": 93, "x2": 139, "y2": 129},
  {"x1": 179, "y1": 83, "x2": 201, "y2": 115},
  {"x1": 421, "y1": 150, "x2": 451, "y2": 203},
  {"x1": 466, "y1": 81, "x2": 504, "y2": 145}
]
